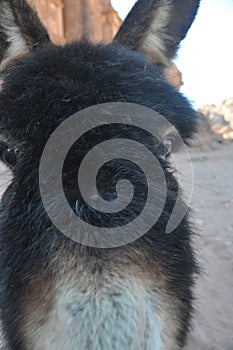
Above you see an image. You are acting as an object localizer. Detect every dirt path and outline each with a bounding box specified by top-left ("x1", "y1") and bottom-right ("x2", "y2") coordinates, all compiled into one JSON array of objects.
[
  {"x1": 0, "y1": 142, "x2": 233, "y2": 349},
  {"x1": 184, "y1": 142, "x2": 233, "y2": 350}
]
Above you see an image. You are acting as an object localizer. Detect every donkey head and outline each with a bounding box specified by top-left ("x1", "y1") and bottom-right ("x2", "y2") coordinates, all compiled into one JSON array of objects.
[
  {"x1": 0, "y1": 1, "x2": 200, "y2": 349},
  {"x1": 0, "y1": 0, "x2": 200, "y2": 168}
]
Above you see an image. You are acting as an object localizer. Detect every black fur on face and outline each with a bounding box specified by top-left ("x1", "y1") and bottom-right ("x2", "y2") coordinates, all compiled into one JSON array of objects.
[
  {"x1": 0, "y1": 0, "x2": 203, "y2": 347},
  {"x1": 0, "y1": 40, "x2": 198, "y2": 349},
  {"x1": 0, "y1": 40, "x2": 197, "y2": 142}
]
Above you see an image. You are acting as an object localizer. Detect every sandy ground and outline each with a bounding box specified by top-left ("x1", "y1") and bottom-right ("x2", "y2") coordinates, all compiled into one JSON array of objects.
[
  {"x1": 0, "y1": 141, "x2": 232, "y2": 349},
  {"x1": 184, "y1": 142, "x2": 233, "y2": 350}
]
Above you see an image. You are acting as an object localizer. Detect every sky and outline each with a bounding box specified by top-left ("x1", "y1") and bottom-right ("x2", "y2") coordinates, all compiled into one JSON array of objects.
[{"x1": 111, "y1": 0, "x2": 233, "y2": 108}]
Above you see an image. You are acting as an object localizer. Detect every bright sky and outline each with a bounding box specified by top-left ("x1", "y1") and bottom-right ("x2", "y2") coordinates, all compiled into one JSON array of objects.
[{"x1": 111, "y1": 0, "x2": 233, "y2": 108}]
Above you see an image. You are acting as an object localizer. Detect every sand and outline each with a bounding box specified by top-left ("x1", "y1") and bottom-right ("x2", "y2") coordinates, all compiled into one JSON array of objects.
[{"x1": 184, "y1": 142, "x2": 233, "y2": 350}]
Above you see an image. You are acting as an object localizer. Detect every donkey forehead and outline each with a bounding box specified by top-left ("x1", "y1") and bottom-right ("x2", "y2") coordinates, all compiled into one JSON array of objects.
[
  {"x1": 0, "y1": 43, "x2": 159, "y2": 130},
  {"x1": 1, "y1": 42, "x2": 161, "y2": 99},
  {"x1": 0, "y1": 41, "x2": 196, "y2": 144},
  {"x1": 13, "y1": 42, "x2": 156, "y2": 77}
]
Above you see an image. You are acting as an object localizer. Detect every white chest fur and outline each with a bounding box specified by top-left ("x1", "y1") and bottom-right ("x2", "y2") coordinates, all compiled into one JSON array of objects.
[{"x1": 24, "y1": 271, "x2": 166, "y2": 350}]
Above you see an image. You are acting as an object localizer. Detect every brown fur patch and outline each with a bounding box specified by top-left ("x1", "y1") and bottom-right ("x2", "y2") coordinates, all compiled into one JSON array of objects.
[
  {"x1": 23, "y1": 273, "x2": 55, "y2": 329},
  {"x1": 1, "y1": 52, "x2": 29, "y2": 72},
  {"x1": 164, "y1": 63, "x2": 183, "y2": 90}
]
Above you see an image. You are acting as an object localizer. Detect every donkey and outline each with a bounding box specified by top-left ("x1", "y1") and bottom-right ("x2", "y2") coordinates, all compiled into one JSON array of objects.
[{"x1": 0, "y1": 0, "x2": 200, "y2": 349}]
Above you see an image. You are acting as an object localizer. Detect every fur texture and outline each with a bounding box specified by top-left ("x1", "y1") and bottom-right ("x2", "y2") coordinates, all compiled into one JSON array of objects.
[
  {"x1": 0, "y1": 0, "x2": 50, "y2": 72},
  {"x1": 115, "y1": 0, "x2": 200, "y2": 71},
  {"x1": 0, "y1": 1, "x2": 200, "y2": 349}
]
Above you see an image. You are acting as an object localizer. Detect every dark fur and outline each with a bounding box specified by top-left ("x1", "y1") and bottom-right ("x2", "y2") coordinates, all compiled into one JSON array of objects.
[
  {"x1": 0, "y1": 1, "x2": 200, "y2": 349},
  {"x1": 0, "y1": 0, "x2": 50, "y2": 49},
  {"x1": 115, "y1": 0, "x2": 200, "y2": 60},
  {"x1": 0, "y1": 0, "x2": 50, "y2": 72}
]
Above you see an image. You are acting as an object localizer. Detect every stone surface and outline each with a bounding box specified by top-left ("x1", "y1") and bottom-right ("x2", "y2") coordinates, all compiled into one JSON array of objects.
[
  {"x1": 29, "y1": 0, "x2": 122, "y2": 44},
  {"x1": 199, "y1": 97, "x2": 233, "y2": 139}
]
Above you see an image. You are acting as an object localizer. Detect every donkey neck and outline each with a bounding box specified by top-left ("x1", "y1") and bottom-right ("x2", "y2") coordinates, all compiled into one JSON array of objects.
[{"x1": 22, "y1": 250, "x2": 170, "y2": 350}]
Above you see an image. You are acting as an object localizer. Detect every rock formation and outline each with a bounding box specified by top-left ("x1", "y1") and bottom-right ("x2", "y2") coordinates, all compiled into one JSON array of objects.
[
  {"x1": 29, "y1": 0, "x2": 122, "y2": 44},
  {"x1": 199, "y1": 97, "x2": 233, "y2": 140}
]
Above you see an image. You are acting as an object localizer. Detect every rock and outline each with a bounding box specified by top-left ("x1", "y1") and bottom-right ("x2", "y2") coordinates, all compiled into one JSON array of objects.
[
  {"x1": 198, "y1": 97, "x2": 233, "y2": 139},
  {"x1": 28, "y1": 0, "x2": 122, "y2": 44}
]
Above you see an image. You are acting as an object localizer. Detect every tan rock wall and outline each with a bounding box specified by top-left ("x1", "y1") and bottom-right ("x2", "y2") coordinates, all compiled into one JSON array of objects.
[{"x1": 29, "y1": 0, "x2": 122, "y2": 44}]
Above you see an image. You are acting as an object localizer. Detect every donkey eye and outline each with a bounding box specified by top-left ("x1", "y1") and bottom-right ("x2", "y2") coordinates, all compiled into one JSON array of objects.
[{"x1": 2, "y1": 149, "x2": 17, "y2": 167}]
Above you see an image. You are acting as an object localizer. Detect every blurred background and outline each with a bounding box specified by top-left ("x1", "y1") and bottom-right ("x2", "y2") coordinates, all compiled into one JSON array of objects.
[{"x1": 0, "y1": 1, "x2": 233, "y2": 349}]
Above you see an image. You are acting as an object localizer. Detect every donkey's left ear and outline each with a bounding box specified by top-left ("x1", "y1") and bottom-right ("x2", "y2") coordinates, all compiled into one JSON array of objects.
[
  {"x1": 114, "y1": 0, "x2": 200, "y2": 68},
  {"x1": 0, "y1": 0, "x2": 50, "y2": 73}
]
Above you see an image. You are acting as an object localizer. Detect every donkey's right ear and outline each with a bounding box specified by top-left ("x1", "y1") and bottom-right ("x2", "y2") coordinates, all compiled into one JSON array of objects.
[
  {"x1": 0, "y1": 0, "x2": 50, "y2": 73},
  {"x1": 114, "y1": 0, "x2": 200, "y2": 68}
]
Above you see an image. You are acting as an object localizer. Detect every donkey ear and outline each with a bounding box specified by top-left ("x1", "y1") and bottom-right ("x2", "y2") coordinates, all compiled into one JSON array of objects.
[
  {"x1": 114, "y1": 0, "x2": 200, "y2": 67},
  {"x1": 0, "y1": 0, "x2": 50, "y2": 73}
]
